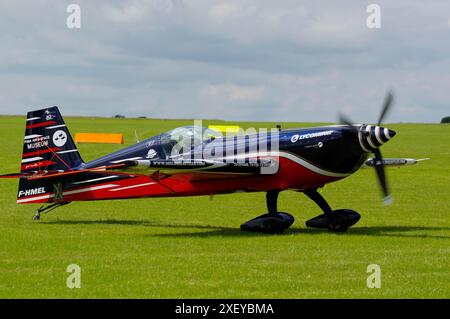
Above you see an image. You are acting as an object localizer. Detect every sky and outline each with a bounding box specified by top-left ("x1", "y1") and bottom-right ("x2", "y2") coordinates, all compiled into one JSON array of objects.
[{"x1": 0, "y1": 0, "x2": 449, "y2": 123}]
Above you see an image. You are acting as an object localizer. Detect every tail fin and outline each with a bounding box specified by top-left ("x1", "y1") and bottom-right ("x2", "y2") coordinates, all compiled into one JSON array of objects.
[{"x1": 21, "y1": 106, "x2": 83, "y2": 173}]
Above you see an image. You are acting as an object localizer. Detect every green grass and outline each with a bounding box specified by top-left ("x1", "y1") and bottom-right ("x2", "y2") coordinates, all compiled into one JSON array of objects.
[{"x1": 0, "y1": 115, "x2": 449, "y2": 298}]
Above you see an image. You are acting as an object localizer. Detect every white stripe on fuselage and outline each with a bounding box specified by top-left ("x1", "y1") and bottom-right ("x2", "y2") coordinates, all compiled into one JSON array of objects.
[
  {"x1": 57, "y1": 149, "x2": 78, "y2": 154},
  {"x1": 16, "y1": 194, "x2": 51, "y2": 203},
  {"x1": 109, "y1": 182, "x2": 156, "y2": 192},
  {"x1": 24, "y1": 134, "x2": 42, "y2": 140},
  {"x1": 45, "y1": 124, "x2": 66, "y2": 129},
  {"x1": 62, "y1": 184, "x2": 118, "y2": 196},
  {"x1": 222, "y1": 151, "x2": 350, "y2": 177},
  {"x1": 16, "y1": 184, "x2": 118, "y2": 203},
  {"x1": 72, "y1": 175, "x2": 119, "y2": 185},
  {"x1": 21, "y1": 157, "x2": 44, "y2": 163},
  {"x1": 110, "y1": 157, "x2": 142, "y2": 164}
]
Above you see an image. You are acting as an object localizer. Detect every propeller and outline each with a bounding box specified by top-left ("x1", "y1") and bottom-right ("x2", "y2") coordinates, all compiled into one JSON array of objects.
[
  {"x1": 339, "y1": 90, "x2": 395, "y2": 205},
  {"x1": 377, "y1": 90, "x2": 394, "y2": 125}
]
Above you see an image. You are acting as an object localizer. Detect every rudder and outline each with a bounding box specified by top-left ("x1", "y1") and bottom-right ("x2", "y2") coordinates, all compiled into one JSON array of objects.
[{"x1": 21, "y1": 106, "x2": 83, "y2": 173}]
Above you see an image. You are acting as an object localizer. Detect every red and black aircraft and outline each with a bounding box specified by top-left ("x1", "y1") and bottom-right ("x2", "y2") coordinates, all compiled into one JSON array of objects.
[{"x1": 1, "y1": 92, "x2": 416, "y2": 233}]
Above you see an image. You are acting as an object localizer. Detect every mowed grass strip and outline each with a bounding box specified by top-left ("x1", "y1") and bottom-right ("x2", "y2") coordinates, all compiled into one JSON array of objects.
[{"x1": 0, "y1": 115, "x2": 448, "y2": 298}]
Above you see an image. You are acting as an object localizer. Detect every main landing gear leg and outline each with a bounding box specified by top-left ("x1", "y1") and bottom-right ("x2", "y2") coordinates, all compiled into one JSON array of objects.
[
  {"x1": 240, "y1": 190, "x2": 295, "y2": 233},
  {"x1": 304, "y1": 189, "x2": 360, "y2": 232},
  {"x1": 33, "y1": 202, "x2": 70, "y2": 220}
]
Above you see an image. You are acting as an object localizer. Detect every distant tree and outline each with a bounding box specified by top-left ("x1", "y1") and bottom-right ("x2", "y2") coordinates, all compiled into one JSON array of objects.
[
  {"x1": 114, "y1": 114, "x2": 125, "y2": 119},
  {"x1": 441, "y1": 116, "x2": 450, "y2": 123}
]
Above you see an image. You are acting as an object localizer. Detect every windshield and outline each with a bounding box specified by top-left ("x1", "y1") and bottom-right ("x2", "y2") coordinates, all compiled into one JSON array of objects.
[{"x1": 160, "y1": 126, "x2": 222, "y2": 157}]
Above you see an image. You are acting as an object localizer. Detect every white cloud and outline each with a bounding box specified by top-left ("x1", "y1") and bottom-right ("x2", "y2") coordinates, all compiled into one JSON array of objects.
[
  {"x1": 107, "y1": 3, "x2": 148, "y2": 23},
  {"x1": 201, "y1": 83, "x2": 265, "y2": 102},
  {"x1": 0, "y1": 0, "x2": 449, "y2": 123},
  {"x1": 209, "y1": 3, "x2": 240, "y2": 21}
]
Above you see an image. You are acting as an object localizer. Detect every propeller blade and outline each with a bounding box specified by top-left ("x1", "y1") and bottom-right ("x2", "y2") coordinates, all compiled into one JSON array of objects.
[
  {"x1": 337, "y1": 89, "x2": 395, "y2": 206},
  {"x1": 338, "y1": 113, "x2": 358, "y2": 133},
  {"x1": 377, "y1": 90, "x2": 394, "y2": 125},
  {"x1": 372, "y1": 148, "x2": 393, "y2": 205}
]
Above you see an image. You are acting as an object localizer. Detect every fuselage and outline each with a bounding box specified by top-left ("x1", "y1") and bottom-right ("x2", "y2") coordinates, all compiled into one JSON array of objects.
[
  {"x1": 80, "y1": 124, "x2": 394, "y2": 195},
  {"x1": 14, "y1": 122, "x2": 396, "y2": 204}
]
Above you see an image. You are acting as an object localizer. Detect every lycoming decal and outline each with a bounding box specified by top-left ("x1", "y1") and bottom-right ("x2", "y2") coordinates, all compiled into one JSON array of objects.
[
  {"x1": 18, "y1": 187, "x2": 46, "y2": 198},
  {"x1": 291, "y1": 130, "x2": 334, "y2": 143}
]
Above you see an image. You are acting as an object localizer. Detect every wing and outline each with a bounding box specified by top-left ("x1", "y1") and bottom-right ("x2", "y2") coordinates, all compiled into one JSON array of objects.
[
  {"x1": 363, "y1": 158, "x2": 430, "y2": 168},
  {"x1": 124, "y1": 157, "x2": 279, "y2": 176},
  {"x1": 2, "y1": 156, "x2": 279, "y2": 204},
  {"x1": 0, "y1": 163, "x2": 128, "y2": 180}
]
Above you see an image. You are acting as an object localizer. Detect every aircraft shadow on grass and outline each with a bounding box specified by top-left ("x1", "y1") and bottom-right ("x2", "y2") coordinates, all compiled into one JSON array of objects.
[{"x1": 41, "y1": 219, "x2": 450, "y2": 240}]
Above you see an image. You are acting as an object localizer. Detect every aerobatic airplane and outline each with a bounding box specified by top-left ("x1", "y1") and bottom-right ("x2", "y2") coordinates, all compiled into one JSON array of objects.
[{"x1": 0, "y1": 92, "x2": 426, "y2": 233}]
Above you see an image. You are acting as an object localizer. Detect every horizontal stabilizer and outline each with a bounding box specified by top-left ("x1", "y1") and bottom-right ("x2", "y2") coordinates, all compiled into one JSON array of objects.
[
  {"x1": 0, "y1": 163, "x2": 129, "y2": 180},
  {"x1": 0, "y1": 172, "x2": 34, "y2": 179}
]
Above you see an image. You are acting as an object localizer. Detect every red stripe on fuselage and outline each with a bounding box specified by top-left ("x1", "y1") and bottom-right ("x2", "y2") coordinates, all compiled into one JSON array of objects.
[
  {"x1": 46, "y1": 158, "x2": 343, "y2": 202},
  {"x1": 16, "y1": 181, "x2": 124, "y2": 204},
  {"x1": 21, "y1": 160, "x2": 56, "y2": 171},
  {"x1": 18, "y1": 157, "x2": 346, "y2": 204},
  {"x1": 26, "y1": 121, "x2": 57, "y2": 129},
  {"x1": 22, "y1": 147, "x2": 61, "y2": 158}
]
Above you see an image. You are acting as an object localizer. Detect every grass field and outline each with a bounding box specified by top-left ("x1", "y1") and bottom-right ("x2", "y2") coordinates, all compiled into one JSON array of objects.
[{"x1": 0, "y1": 115, "x2": 448, "y2": 298}]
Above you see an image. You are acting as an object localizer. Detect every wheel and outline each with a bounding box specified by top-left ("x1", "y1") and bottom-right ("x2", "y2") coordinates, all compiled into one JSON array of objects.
[
  {"x1": 328, "y1": 222, "x2": 349, "y2": 233},
  {"x1": 305, "y1": 209, "x2": 361, "y2": 231},
  {"x1": 241, "y1": 212, "x2": 295, "y2": 233},
  {"x1": 333, "y1": 209, "x2": 361, "y2": 227},
  {"x1": 32, "y1": 214, "x2": 40, "y2": 221}
]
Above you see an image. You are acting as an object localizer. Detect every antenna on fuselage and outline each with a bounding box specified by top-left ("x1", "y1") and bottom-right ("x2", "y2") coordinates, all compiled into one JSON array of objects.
[{"x1": 134, "y1": 130, "x2": 140, "y2": 143}]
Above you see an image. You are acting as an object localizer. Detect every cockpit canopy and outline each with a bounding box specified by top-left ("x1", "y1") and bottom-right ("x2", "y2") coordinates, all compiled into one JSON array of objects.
[{"x1": 160, "y1": 126, "x2": 222, "y2": 157}]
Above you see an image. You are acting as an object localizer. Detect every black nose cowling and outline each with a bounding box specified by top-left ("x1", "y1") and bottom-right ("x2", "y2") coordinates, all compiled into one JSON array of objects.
[
  {"x1": 358, "y1": 124, "x2": 396, "y2": 152},
  {"x1": 388, "y1": 129, "x2": 396, "y2": 138}
]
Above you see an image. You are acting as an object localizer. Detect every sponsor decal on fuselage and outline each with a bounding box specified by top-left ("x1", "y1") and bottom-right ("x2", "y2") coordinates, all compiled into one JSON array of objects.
[
  {"x1": 146, "y1": 140, "x2": 157, "y2": 148},
  {"x1": 150, "y1": 160, "x2": 207, "y2": 167},
  {"x1": 53, "y1": 130, "x2": 67, "y2": 147},
  {"x1": 25, "y1": 136, "x2": 50, "y2": 150},
  {"x1": 146, "y1": 149, "x2": 158, "y2": 159},
  {"x1": 44, "y1": 110, "x2": 56, "y2": 121},
  {"x1": 18, "y1": 187, "x2": 46, "y2": 198},
  {"x1": 291, "y1": 130, "x2": 334, "y2": 143}
]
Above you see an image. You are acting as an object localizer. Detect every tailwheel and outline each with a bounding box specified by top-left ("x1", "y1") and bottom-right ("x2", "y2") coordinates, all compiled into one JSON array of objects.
[
  {"x1": 303, "y1": 189, "x2": 361, "y2": 232},
  {"x1": 240, "y1": 190, "x2": 295, "y2": 234},
  {"x1": 32, "y1": 202, "x2": 71, "y2": 221}
]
